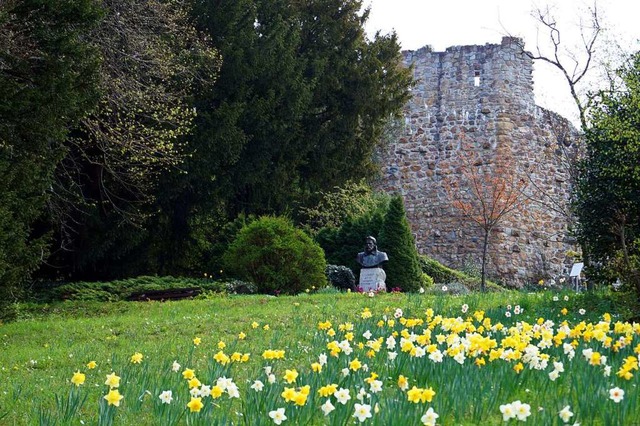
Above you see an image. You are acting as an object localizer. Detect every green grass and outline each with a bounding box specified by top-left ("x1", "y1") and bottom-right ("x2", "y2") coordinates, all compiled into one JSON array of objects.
[{"x1": 1, "y1": 289, "x2": 638, "y2": 425}]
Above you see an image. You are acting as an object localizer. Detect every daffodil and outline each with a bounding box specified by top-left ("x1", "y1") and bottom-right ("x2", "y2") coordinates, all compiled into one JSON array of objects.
[
  {"x1": 104, "y1": 372, "x2": 121, "y2": 389},
  {"x1": 251, "y1": 380, "x2": 264, "y2": 391},
  {"x1": 321, "y1": 399, "x2": 335, "y2": 416},
  {"x1": 318, "y1": 384, "x2": 337, "y2": 397},
  {"x1": 86, "y1": 361, "x2": 97, "y2": 369},
  {"x1": 559, "y1": 405, "x2": 573, "y2": 423},
  {"x1": 71, "y1": 371, "x2": 85, "y2": 386},
  {"x1": 407, "y1": 386, "x2": 423, "y2": 403},
  {"x1": 283, "y1": 369, "x2": 298, "y2": 384},
  {"x1": 159, "y1": 390, "x2": 173, "y2": 404},
  {"x1": 397, "y1": 375, "x2": 409, "y2": 390},
  {"x1": 353, "y1": 403, "x2": 372, "y2": 423},
  {"x1": 512, "y1": 400, "x2": 531, "y2": 421},
  {"x1": 421, "y1": 407, "x2": 439, "y2": 426},
  {"x1": 193, "y1": 337, "x2": 201, "y2": 346},
  {"x1": 182, "y1": 368, "x2": 195, "y2": 380},
  {"x1": 500, "y1": 403, "x2": 516, "y2": 421},
  {"x1": 130, "y1": 352, "x2": 143, "y2": 364},
  {"x1": 210, "y1": 385, "x2": 224, "y2": 399},
  {"x1": 104, "y1": 389, "x2": 124, "y2": 407},
  {"x1": 188, "y1": 377, "x2": 201, "y2": 389},
  {"x1": 334, "y1": 388, "x2": 351, "y2": 405},
  {"x1": 269, "y1": 407, "x2": 287, "y2": 425},
  {"x1": 349, "y1": 358, "x2": 362, "y2": 371},
  {"x1": 609, "y1": 387, "x2": 624, "y2": 403},
  {"x1": 187, "y1": 396, "x2": 204, "y2": 412}
]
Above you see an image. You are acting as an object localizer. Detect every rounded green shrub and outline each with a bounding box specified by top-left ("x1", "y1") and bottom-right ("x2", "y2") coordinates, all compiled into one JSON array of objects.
[{"x1": 222, "y1": 216, "x2": 327, "y2": 295}]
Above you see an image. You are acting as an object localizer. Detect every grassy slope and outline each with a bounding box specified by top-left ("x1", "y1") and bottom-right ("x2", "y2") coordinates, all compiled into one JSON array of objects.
[{"x1": 0, "y1": 289, "x2": 636, "y2": 424}]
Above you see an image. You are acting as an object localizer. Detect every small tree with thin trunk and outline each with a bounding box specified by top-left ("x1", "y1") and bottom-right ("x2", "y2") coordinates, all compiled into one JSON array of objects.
[{"x1": 445, "y1": 141, "x2": 529, "y2": 291}]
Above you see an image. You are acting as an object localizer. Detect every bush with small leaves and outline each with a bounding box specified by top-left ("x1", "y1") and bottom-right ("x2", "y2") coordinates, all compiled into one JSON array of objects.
[{"x1": 223, "y1": 216, "x2": 328, "y2": 295}]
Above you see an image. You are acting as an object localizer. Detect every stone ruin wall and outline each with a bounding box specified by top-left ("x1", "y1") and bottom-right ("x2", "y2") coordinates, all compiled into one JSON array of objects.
[{"x1": 376, "y1": 37, "x2": 581, "y2": 287}]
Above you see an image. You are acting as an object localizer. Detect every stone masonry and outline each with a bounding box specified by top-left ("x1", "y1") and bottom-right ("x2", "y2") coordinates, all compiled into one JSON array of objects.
[{"x1": 376, "y1": 37, "x2": 581, "y2": 287}]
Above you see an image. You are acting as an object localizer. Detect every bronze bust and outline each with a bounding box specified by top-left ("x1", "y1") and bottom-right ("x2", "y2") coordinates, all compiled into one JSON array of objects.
[{"x1": 356, "y1": 236, "x2": 388, "y2": 268}]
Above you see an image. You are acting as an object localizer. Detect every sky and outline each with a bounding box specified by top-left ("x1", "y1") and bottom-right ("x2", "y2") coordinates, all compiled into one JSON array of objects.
[{"x1": 363, "y1": 0, "x2": 640, "y2": 125}]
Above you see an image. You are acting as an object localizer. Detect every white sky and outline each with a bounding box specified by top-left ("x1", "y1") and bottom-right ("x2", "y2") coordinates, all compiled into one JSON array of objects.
[{"x1": 364, "y1": 0, "x2": 640, "y2": 125}]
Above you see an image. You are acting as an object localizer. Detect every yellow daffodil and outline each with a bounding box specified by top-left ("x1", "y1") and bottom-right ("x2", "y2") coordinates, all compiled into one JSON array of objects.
[
  {"x1": 283, "y1": 369, "x2": 298, "y2": 384},
  {"x1": 105, "y1": 372, "x2": 121, "y2": 389},
  {"x1": 281, "y1": 387, "x2": 296, "y2": 402},
  {"x1": 407, "y1": 386, "x2": 423, "y2": 403},
  {"x1": 398, "y1": 375, "x2": 409, "y2": 390},
  {"x1": 293, "y1": 391, "x2": 308, "y2": 406},
  {"x1": 86, "y1": 361, "x2": 97, "y2": 369},
  {"x1": 349, "y1": 358, "x2": 362, "y2": 371},
  {"x1": 71, "y1": 371, "x2": 85, "y2": 386},
  {"x1": 104, "y1": 389, "x2": 124, "y2": 406},
  {"x1": 421, "y1": 387, "x2": 436, "y2": 403},
  {"x1": 193, "y1": 337, "x2": 201, "y2": 346},
  {"x1": 187, "y1": 397, "x2": 204, "y2": 412},
  {"x1": 318, "y1": 384, "x2": 337, "y2": 397},
  {"x1": 182, "y1": 368, "x2": 195, "y2": 380},
  {"x1": 210, "y1": 385, "x2": 224, "y2": 399},
  {"x1": 130, "y1": 352, "x2": 143, "y2": 364}
]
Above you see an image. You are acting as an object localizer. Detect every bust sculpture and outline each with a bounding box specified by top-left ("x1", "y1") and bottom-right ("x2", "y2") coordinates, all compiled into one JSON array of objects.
[{"x1": 356, "y1": 236, "x2": 388, "y2": 268}]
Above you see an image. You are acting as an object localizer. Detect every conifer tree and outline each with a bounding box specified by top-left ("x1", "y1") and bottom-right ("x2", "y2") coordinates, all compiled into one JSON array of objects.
[{"x1": 379, "y1": 195, "x2": 424, "y2": 292}]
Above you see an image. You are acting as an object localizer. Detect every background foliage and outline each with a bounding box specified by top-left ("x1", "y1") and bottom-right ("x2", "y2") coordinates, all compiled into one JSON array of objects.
[{"x1": 575, "y1": 52, "x2": 640, "y2": 299}]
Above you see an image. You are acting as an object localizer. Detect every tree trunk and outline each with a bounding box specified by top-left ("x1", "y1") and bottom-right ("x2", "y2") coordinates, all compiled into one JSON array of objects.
[{"x1": 481, "y1": 228, "x2": 489, "y2": 292}]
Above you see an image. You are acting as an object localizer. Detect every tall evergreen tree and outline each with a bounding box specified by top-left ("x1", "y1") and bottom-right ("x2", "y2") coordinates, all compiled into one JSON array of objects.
[
  {"x1": 185, "y1": 0, "x2": 411, "y2": 217},
  {"x1": 149, "y1": 0, "x2": 412, "y2": 275},
  {"x1": 378, "y1": 195, "x2": 424, "y2": 292},
  {"x1": 0, "y1": 0, "x2": 102, "y2": 314}
]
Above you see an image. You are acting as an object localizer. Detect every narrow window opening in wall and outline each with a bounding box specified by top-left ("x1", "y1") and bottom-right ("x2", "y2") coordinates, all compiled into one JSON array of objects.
[{"x1": 474, "y1": 71, "x2": 481, "y2": 87}]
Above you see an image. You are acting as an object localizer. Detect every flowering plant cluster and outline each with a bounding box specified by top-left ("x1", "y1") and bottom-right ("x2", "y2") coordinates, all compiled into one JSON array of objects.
[{"x1": 36, "y1": 295, "x2": 640, "y2": 424}]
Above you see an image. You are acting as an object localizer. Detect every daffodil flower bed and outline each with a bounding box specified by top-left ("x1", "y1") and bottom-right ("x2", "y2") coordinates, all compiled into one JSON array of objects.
[{"x1": 1, "y1": 291, "x2": 639, "y2": 425}]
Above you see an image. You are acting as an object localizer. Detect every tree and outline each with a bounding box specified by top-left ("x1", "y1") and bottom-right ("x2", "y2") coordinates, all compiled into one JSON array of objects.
[
  {"x1": 149, "y1": 0, "x2": 412, "y2": 275},
  {"x1": 574, "y1": 52, "x2": 640, "y2": 298},
  {"x1": 41, "y1": 0, "x2": 221, "y2": 280},
  {"x1": 185, "y1": 0, "x2": 412, "y2": 216},
  {"x1": 379, "y1": 195, "x2": 424, "y2": 292},
  {"x1": 295, "y1": 0, "x2": 414, "y2": 200},
  {"x1": 445, "y1": 140, "x2": 529, "y2": 291},
  {"x1": 0, "y1": 0, "x2": 102, "y2": 315}
]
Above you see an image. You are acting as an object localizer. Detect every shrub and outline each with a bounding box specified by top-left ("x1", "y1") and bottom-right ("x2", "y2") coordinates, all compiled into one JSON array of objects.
[
  {"x1": 379, "y1": 195, "x2": 426, "y2": 292},
  {"x1": 222, "y1": 216, "x2": 327, "y2": 295},
  {"x1": 31, "y1": 276, "x2": 226, "y2": 302},
  {"x1": 325, "y1": 265, "x2": 356, "y2": 291}
]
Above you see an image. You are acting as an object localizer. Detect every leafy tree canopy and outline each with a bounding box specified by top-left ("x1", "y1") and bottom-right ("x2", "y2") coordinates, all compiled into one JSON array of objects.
[{"x1": 575, "y1": 52, "x2": 640, "y2": 297}]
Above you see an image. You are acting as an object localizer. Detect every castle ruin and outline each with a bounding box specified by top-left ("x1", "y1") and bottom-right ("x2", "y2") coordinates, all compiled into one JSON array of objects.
[{"x1": 377, "y1": 37, "x2": 581, "y2": 287}]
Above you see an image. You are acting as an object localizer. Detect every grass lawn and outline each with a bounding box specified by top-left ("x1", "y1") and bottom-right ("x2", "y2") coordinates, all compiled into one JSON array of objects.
[{"x1": 1, "y1": 289, "x2": 638, "y2": 425}]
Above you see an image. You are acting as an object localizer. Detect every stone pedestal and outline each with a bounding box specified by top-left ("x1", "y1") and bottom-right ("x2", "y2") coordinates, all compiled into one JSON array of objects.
[{"x1": 358, "y1": 268, "x2": 386, "y2": 292}]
